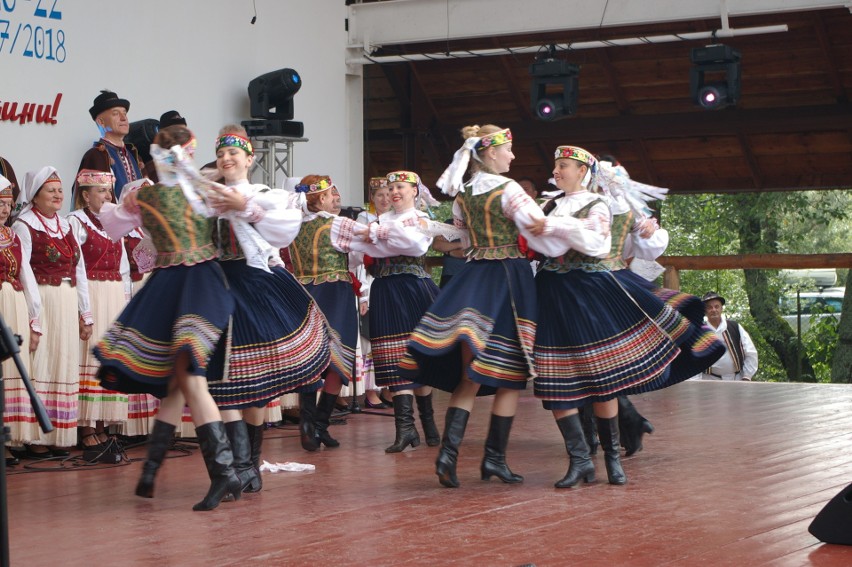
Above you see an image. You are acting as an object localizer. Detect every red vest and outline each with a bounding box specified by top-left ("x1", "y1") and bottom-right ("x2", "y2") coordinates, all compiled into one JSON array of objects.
[
  {"x1": 124, "y1": 233, "x2": 143, "y2": 282},
  {"x1": 0, "y1": 228, "x2": 23, "y2": 291},
  {"x1": 26, "y1": 223, "x2": 80, "y2": 286},
  {"x1": 80, "y1": 210, "x2": 123, "y2": 281}
]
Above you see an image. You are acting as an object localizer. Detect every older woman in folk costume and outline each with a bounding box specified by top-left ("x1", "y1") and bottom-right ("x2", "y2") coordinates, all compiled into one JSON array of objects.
[
  {"x1": 68, "y1": 169, "x2": 133, "y2": 451},
  {"x1": 361, "y1": 170, "x2": 445, "y2": 452},
  {"x1": 94, "y1": 125, "x2": 240, "y2": 511},
  {"x1": 205, "y1": 127, "x2": 330, "y2": 491},
  {"x1": 400, "y1": 125, "x2": 546, "y2": 488},
  {"x1": 1, "y1": 175, "x2": 33, "y2": 465},
  {"x1": 12, "y1": 167, "x2": 93, "y2": 456},
  {"x1": 525, "y1": 146, "x2": 724, "y2": 488}
]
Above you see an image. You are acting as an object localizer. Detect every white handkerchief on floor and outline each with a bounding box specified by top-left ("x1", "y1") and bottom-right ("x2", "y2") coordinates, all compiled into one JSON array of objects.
[{"x1": 260, "y1": 460, "x2": 316, "y2": 473}]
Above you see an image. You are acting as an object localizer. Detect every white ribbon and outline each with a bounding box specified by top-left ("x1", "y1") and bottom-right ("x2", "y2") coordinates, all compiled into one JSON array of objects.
[{"x1": 436, "y1": 137, "x2": 480, "y2": 196}]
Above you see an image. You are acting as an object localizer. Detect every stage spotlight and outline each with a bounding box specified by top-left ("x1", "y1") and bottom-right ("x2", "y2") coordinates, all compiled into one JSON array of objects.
[
  {"x1": 530, "y1": 48, "x2": 579, "y2": 121},
  {"x1": 689, "y1": 44, "x2": 741, "y2": 110},
  {"x1": 242, "y1": 68, "x2": 305, "y2": 137}
]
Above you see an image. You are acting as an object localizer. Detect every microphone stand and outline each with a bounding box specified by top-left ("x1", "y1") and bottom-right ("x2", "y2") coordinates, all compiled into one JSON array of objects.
[{"x1": 1, "y1": 314, "x2": 54, "y2": 567}]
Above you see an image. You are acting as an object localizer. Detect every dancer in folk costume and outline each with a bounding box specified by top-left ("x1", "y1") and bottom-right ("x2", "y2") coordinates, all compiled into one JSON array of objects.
[
  {"x1": 525, "y1": 146, "x2": 724, "y2": 488},
  {"x1": 361, "y1": 170, "x2": 444, "y2": 452},
  {"x1": 205, "y1": 125, "x2": 330, "y2": 492},
  {"x1": 94, "y1": 125, "x2": 240, "y2": 511},
  {"x1": 399, "y1": 125, "x2": 546, "y2": 488},
  {"x1": 13, "y1": 167, "x2": 93, "y2": 456},
  {"x1": 1, "y1": 174, "x2": 33, "y2": 465}
]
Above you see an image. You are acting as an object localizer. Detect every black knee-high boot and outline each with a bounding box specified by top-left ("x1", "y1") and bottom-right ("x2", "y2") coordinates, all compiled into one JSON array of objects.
[
  {"x1": 245, "y1": 424, "x2": 264, "y2": 493},
  {"x1": 193, "y1": 421, "x2": 242, "y2": 511},
  {"x1": 385, "y1": 394, "x2": 421, "y2": 453},
  {"x1": 554, "y1": 413, "x2": 596, "y2": 488},
  {"x1": 596, "y1": 416, "x2": 627, "y2": 486},
  {"x1": 435, "y1": 407, "x2": 470, "y2": 488},
  {"x1": 135, "y1": 420, "x2": 176, "y2": 498},
  {"x1": 480, "y1": 414, "x2": 523, "y2": 484},
  {"x1": 224, "y1": 420, "x2": 260, "y2": 493},
  {"x1": 415, "y1": 393, "x2": 440, "y2": 447},
  {"x1": 618, "y1": 396, "x2": 654, "y2": 457},
  {"x1": 314, "y1": 392, "x2": 340, "y2": 448},
  {"x1": 299, "y1": 392, "x2": 319, "y2": 452},
  {"x1": 578, "y1": 404, "x2": 599, "y2": 455}
]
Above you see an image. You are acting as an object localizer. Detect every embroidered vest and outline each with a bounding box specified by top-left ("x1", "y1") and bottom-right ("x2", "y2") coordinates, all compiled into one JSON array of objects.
[
  {"x1": 456, "y1": 185, "x2": 525, "y2": 261},
  {"x1": 289, "y1": 216, "x2": 351, "y2": 285},
  {"x1": 541, "y1": 199, "x2": 609, "y2": 273},
  {"x1": 372, "y1": 255, "x2": 429, "y2": 279},
  {"x1": 79, "y1": 209, "x2": 123, "y2": 281},
  {"x1": 600, "y1": 210, "x2": 634, "y2": 271},
  {"x1": 25, "y1": 223, "x2": 80, "y2": 286},
  {"x1": 123, "y1": 232, "x2": 143, "y2": 282},
  {"x1": 136, "y1": 184, "x2": 217, "y2": 268},
  {"x1": 212, "y1": 219, "x2": 245, "y2": 262},
  {"x1": 98, "y1": 141, "x2": 142, "y2": 199},
  {"x1": 0, "y1": 227, "x2": 23, "y2": 291}
]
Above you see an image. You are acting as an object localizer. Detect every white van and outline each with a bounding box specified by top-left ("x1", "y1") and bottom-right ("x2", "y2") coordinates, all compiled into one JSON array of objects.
[{"x1": 780, "y1": 287, "x2": 844, "y2": 333}]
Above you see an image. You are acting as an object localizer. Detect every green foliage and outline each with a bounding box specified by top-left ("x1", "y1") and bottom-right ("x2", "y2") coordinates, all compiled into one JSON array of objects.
[{"x1": 660, "y1": 189, "x2": 851, "y2": 382}]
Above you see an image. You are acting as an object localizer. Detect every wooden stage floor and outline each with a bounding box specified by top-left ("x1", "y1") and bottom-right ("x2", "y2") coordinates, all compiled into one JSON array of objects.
[{"x1": 5, "y1": 381, "x2": 852, "y2": 566}]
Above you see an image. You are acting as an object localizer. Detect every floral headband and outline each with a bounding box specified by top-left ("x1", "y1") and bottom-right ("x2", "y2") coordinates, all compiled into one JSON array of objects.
[
  {"x1": 295, "y1": 177, "x2": 334, "y2": 194},
  {"x1": 386, "y1": 171, "x2": 420, "y2": 185},
  {"x1": 216, "y1": 134, "x2": 253, "y2": 155},
  {"x1": 476, "y1": 128, "x2": 512, "y2": 151},
  {"x1": 76, "y1": 169, "x2": 115, "y2": 188},
  {"x1": 369, "y1": 177, "x2": 388, "y2": 191},
  {"x1": 555, "y1": 145, "x2": 595, "y2": 167}
]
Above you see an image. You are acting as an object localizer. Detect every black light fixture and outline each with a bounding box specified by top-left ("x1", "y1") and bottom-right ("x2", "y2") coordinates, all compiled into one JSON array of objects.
[
  {"x1": 124, "y1": 118, "x2": 160, "y2": 163},
  {"x1": 241, "y1": 68, "x2": 304, "y2": 137},
  {"x1": 689, "y1": 44, "x2": 741, "y2": 110},
  {"x1": 530, "y1": 46, "x2": 579, "y2": 121}
]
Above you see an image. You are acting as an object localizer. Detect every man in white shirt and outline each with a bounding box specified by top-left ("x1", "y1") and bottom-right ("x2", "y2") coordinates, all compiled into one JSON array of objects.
[{"x1": 698, "y1": 292, "x2": 759, "y2": 381}]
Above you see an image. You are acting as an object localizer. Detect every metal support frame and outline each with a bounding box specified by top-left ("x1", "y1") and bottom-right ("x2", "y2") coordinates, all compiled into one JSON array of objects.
[{"x1": 249, "y1": 136, "x2": 308, "y2": 188}]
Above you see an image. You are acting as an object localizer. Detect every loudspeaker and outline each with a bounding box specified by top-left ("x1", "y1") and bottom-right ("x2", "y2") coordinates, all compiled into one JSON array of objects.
[{"x1": 808, "y1": 482, "x2": 852, "y2": 545}]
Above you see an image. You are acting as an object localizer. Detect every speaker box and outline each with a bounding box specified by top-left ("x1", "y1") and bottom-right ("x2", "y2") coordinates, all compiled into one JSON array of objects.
[{"x1": 808, "y1": 482, "x2": 852, "y2": 545}]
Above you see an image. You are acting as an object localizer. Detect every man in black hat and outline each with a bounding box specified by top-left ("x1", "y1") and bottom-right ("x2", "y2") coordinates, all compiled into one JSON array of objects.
[
  {"x1": 74, "y1": 90, "x2": 147, "y2": 201},
  {"x1": 698, "y1": 291, "x2": 758, "y2": 381}
]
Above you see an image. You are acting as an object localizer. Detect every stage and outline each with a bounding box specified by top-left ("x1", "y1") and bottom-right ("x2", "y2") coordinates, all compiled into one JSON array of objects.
[{"x1": 5, "y1": 381, "x2": 852, "y2": 566}]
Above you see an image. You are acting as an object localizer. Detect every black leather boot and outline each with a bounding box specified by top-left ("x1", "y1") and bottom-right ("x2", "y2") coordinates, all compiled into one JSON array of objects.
[
  {"x1": 596, "y1": 416, "x2": 627, "y2": 486},
  {"x1": 245, "y1": 423, "x2": 264, "y2": 493},
  {"x1": 314, "y1": 392, "x2": 340, "y2": 448},
  {"x1": 415, "y1": 393, "x2": 440, "y2": 447},
  {"x1": 385, "y1": 394, "x2": 421, "y2": 453},
  {"x1": 435, "y1": 407, "x2": 470, "y2": 488},
  {"x1": 578, "y1": 404, "x2": 599, "y2": 455},
  {"x1": 135, "y1": 420, "x2": 175, "y2": 498},
  {"x1": 618, "y1": 396, "x2": 654, "y2": 457},
  {"x1": 554, "y1": 413, "x2": 596, "y2": 488},
  {"x1": 192, "y1": 421, "x2": 242, "y2": 511},
  {"x1": 224, "y1": 420, "x2": 260, "y2": 494},
  {"x1": 299, "y1": 392, "x2": 319, "y2": 452},
  {"x1": 480, "y1": 414, "x2": 523, "y2": 483}
]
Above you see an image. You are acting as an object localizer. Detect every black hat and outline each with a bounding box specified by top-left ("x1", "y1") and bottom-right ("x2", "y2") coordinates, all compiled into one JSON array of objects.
[
  {"x1": 89, "y1": 90, "x2": 130, "y2": 120},
  {"x1": 159, "y1": 110, "x2": 187, "y2": 128},
  {"x1": 702, "y1": 291, "x2": 726, "y2": 305}
]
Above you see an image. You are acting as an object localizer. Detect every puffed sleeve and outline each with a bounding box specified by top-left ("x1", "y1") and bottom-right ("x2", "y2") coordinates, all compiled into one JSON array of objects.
[
  {"x1": 329, "y1": 216, "x2": 370, "y2": 254},
  {"x1": 12, "y1": 221, "x2": 42, "y2": 333},
  {"x1": 367, "y1": 212, "x2": 432, "y2": 257},
  {"x1": 501, "y1": 181, "x2": 546, "y2": 231},
  {"x1": 69, "y1": 228, "x2": 93, "y2": 325},
  {"x1": 525, "y1": 198, "x2": 612, "y2": 258},
  {"x1": 625, "y1": 228, "x2": 669, "y2": 261},
  {"x1": 99, "y1": 190, "x2": 144, "y2": 241},
  {"x1": 242, "y1": 190, "x2": 305, "y2": 248}
]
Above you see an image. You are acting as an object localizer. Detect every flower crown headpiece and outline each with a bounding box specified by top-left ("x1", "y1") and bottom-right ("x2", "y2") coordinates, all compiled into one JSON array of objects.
[
  {"x1": 386, "y1": 171, "x2": 420, "y2": 185},
  {"x1": 216, "y1": 134, "x2": 253, "y2": 156},
  {"x1": 475, "y1": 128, "x2": 512, "y2": 151},
  {"x1": 555, "y1": 145, "x2": 595, "y2": 166},
  {"x1": 76, "y1": 169, "x2": 115, "y2": 188},
  {"x1": 295, "y1": 177, "x2": 334, "y2": 194},
  {"x1": 369, "y1": 177, "x2": 388, "y2": 191}
]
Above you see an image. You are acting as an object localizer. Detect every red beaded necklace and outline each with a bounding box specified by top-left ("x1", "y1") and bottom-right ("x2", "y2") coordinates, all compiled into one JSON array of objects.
[{"x1": 32, "y1": 207, "x2": 74, "y2": 258}]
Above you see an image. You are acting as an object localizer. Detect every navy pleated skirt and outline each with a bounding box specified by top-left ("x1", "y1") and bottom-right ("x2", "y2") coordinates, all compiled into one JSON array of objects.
[
  {"x1": 400, "y1": 258, "x2": 536, "y2": 396},
  {"x1": 301, "y1": 279, "x2": 358, "y2": 386},
  {"x1": 205, "y1": 260, "x2": 330, "y2": 408},
  {"x1": 369, "y1": 274, "x2": 438, "y2": 391},
  {"x1": 95, "y1": 261, "x2": 234, "y2": 399}
]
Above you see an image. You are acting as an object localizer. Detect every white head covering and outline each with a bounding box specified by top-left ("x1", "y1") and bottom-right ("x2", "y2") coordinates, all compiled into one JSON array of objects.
[
  {"x1": 17, "y1": 166, "x2": 59, "y2": 217},
  {"x1": 436, "y1": 137, "x2": 480, "y2": 197},
  {"x1": 121, "y1": 178, "x2": 154, "y2": 195},
  {"x1": 0, "y1": 174, "x2": 10, "y2": 193}
]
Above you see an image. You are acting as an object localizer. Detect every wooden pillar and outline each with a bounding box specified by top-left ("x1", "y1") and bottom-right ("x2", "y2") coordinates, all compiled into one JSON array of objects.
[{"x1": 664, "y1": 266, "x2": 681, "y2": 290}]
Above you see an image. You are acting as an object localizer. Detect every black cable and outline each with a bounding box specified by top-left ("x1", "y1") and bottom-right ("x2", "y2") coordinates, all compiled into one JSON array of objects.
[{"x1": 251, "y1": 0, "x2": 257, "y2": 24}]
